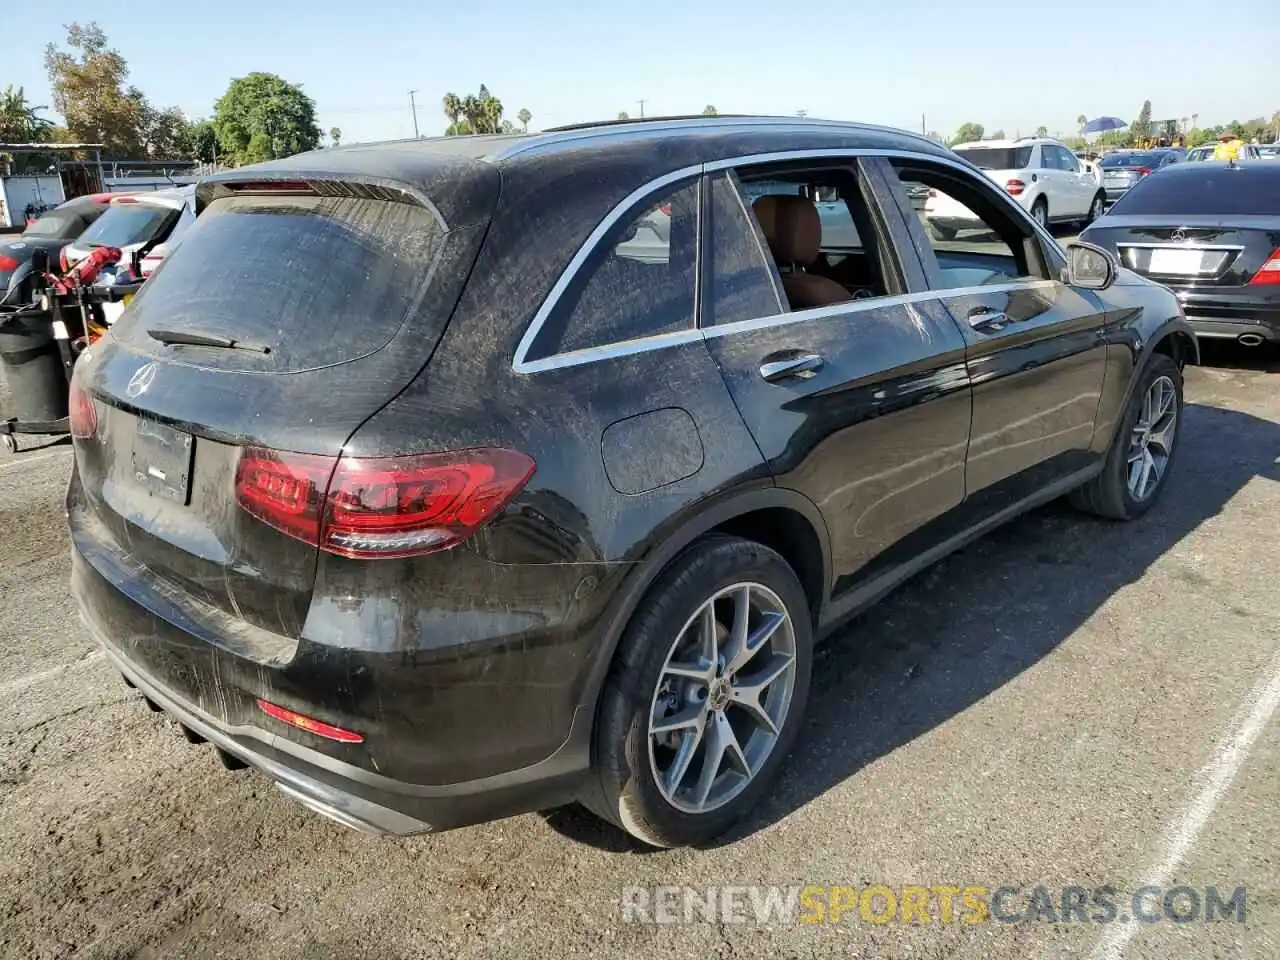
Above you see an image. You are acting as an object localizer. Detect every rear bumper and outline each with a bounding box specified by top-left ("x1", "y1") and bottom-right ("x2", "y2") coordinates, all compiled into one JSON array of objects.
[
  {"x1": 69, "y1": 533, "x2": 593, "y2": 836},
  {"x1": 1174, "y1": 290, "x2": 1280, "y2": 340}
]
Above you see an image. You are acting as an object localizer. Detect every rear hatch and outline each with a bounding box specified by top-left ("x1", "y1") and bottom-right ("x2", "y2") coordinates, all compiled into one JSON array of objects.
[
  {"x1": 70, "y1": 168, "x2": 499, "y2": 661},
  {"x1": 950, "y1": 144, "x2": 1034, "y2": 203}
]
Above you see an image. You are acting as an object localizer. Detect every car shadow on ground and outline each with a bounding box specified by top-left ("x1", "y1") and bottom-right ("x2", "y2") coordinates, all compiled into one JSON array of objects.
[
  {"x1": 543, "y1": 398, "x2": 1280, "y2": 851},
  {"x1": 1198, "y1": 339, "x2": 1280, "y2": 374}
]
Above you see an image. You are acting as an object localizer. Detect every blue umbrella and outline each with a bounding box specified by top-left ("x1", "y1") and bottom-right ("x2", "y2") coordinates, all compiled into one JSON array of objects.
[{"x1": 1082, "y1": 117, "x2": 1127, "y2": 135}]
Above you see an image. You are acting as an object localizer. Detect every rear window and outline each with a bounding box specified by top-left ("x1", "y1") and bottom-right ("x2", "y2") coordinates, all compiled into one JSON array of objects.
[
  {"x1": 113, "y1": 194, "x2": 445, "y2": 372},
  {"x1": 955, "y1": 147, "x2": 1033, "y2": 170},
  {"x1": 1100, "y1": 153, "x2": 1160, "y2": 168},
  {"x1": 23, "y1": 212, "x2": 89, "y2": 239},
  {"x1": 75, "y1": 203, "x2": 173, "y2": 249},
  {"x1": 1109, "y1": 168, "x2": 1280, "y2": 216}
]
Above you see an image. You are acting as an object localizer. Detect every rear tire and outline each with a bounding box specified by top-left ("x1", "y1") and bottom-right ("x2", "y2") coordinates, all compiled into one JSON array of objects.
[
  {"x1": 932, "y1": 225, "x2": 957, "y2": 241},
  {"x1": 1070, "y1": 353, "x2": 1182, "y2": 520},
  {"x1": 587, "y1": 536, "x2": 813, "y2": 848},
  {"x1": 1031, "y1": 197, "x2": 1049, "y2": 229},
  {"x1": 1084, "y1": 192, "x2": 1106, "y2": 226}
]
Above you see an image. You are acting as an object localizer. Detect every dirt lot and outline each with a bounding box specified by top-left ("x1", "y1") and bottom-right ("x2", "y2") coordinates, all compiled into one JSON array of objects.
[{"x1": 1, "y1": 344, "x2": 1278, "y2": 959}]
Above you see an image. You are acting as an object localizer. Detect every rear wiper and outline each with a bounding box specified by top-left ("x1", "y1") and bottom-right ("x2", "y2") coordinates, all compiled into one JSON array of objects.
[{"x1": 147, "y1": 328, "x2": 272, "y2": 354}]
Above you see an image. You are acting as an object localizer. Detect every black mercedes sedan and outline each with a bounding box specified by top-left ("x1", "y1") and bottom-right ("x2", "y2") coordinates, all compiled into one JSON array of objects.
[
  {"x1": 68, "y1": 116, "x2": 1195, "y2": 848},
  {"x1": 0, "y1": 193, "x2": 115, "y2": 300},
  {"x1": 1081, "y1": 162, "x2": 1280, "y2": 346}
]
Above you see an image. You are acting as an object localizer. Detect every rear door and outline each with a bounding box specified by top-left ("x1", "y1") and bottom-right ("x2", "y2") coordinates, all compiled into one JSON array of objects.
[
  {"x1": 882, "y1": 157, "x2": 1108, "y2": 515},
  {"x1": 1052, "y1": 145, "x2": 1094, "y2": 217},
  {"x1": 698, "y1": 162, "x2": 972, "y2": 613}
]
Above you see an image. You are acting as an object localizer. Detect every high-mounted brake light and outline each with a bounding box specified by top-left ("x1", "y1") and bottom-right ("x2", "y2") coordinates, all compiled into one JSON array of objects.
[
  {"x1": 1005, "y1": 179, "x2": 1026, "y2": 196},
  {"x1": 256, "y1": 699, "x2": 364, "y2": 743},
  {"x1": 1249, "y1": 248, "x2": 1280, "y2": 286},
  {"x1": 223, "y1": 180, "x2": 316, "y2": 194},
  {"x1": 235, "y1": 447, "x2": 536, "y2": 559}
]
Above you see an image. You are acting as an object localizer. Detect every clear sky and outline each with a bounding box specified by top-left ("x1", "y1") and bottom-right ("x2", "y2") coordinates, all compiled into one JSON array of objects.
[{"x1": 11, "y1": 0, "x2": 1280, "y2": 145}]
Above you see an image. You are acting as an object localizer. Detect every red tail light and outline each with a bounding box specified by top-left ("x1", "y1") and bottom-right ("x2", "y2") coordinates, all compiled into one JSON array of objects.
[
  {"x1": 1248, "y1": 248, "x2": 1280, "y2": 286},
  {"x1": 68, "y1": 380, "x2": 98, "y2": 439},
  {"x1": 1005, "y1": 179, "x2": 1026, "y2": 196},
  {"x1": 927, "y1": 189, "x2": 938, "y2": 198},
  {"x1": 256, "y1": 699, "x2": 364, "y2": 743},
  {"x1": 1137, "y1": 167, "x2": 1152, "y2": 176},
  {"x1": 0, "y1": 255, "x2": 18, "y2": 272},
  {"x1": 235, "y1": 447, "x2": 535, "y2": 559}
]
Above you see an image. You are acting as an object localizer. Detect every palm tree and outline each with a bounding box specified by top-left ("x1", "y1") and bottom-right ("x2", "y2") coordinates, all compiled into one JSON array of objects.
[
  {"x1": 442, "y1": 92, "x2": 463, "y2": 129},
  {"x1": 702, "y1": 104, "x2": 718, "y2": 116},
  {"x1": 0, "y1": 86, "x2": 54, "y2": 142},
  {"x1": 480, "y1": 93, "x2": 503, "y2": 133},
  {"x1": 329, "y1": 126, "x2": 341, "y2": 147},
  {"x1": 1076, "y1": 114, "x2": 1087, "y2": 135},
  {"x1": 617, "y1": 111, "x2": 630, "y2": 121},
  {"x1": 517, "y1": 108, "x2": 531, "y2": 133}
]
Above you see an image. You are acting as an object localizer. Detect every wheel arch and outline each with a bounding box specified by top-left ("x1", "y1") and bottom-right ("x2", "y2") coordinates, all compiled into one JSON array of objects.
[{"x1": 573, "y1": 486, "x2": 832, "y2": 725}]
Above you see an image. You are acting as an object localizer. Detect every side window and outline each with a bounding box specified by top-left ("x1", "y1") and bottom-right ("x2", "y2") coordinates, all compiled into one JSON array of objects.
[
  {"x1": 734, "y1": 163, "x2": 893, "y2": 312},
  {"x1": 527, "y1": 179, "x2": 699, "y2": 360},
  {"x1": 703, "y1": 173, "x2": 784, "y2": 326},
  {"x1": 1036, "y1": 146, "x2": 1054, "y2": 169},
  {"x1": 897, "y1": 162, "x2": 1047, "y2": 288}
]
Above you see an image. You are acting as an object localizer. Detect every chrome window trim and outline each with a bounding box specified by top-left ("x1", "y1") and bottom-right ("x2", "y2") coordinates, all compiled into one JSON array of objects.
[
  {"x1": 514, "y1": 279, "x2": 1059, "y2": 374},
  {"x1": 1115, "y1": 242, "x2": 1245, "y2": 251},
  {"x1": 512, "y1": 147, "x2": 1065, "y2": 375}
]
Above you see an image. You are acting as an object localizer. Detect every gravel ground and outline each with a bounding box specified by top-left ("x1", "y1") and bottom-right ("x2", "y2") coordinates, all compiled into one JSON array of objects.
[{"x1": 1, "y1": 343, "x2": 1277, "y2": 959}]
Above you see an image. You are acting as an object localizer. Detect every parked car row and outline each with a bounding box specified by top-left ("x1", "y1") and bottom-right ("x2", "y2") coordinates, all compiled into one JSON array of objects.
[{"x1": 66, "y1": 116, "x2": 1202, "y2": 848}]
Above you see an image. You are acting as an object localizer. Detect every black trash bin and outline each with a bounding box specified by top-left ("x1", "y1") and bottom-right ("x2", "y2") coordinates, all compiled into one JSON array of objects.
[{"x1": 0, "y1": 310, "x2": 67, "y2": 423}]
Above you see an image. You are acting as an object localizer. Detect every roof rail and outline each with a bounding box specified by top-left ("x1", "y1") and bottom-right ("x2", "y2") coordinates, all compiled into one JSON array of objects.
[{"x1": 544, "y1": 114, "x2": 753, "y2": 133}]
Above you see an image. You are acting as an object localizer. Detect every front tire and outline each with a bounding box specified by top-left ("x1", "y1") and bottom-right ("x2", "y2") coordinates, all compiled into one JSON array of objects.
[
  {"x1": 1070, "y1": 353, "x2": 1182, "y2": 520},
  {"x1": 588, "y1": 536, "x2": 813, "y2": 847}
]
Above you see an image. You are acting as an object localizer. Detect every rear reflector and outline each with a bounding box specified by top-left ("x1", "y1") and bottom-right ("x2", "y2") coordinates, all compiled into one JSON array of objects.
[
  {"x1": 0, "y1": 255, "x2": 18, "y2": 272},
  {"x1": 1005, "y1": 179, "x2": 1026, "y2": 196},
  {"x1": 1249, "y1": 248, "x2": 1280, "y2": 286},
  {"x1": 68, "y1": 380, "x2": 97, "y2": 439},
  {"x1": 235, "y1": 447, "x2": 536, "y2": 559},
  {"x1": 257, "y1": 699, "x2": 364, "y2": 743}
]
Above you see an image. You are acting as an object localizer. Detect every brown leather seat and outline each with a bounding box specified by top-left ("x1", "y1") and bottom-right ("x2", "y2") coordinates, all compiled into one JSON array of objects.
[{"x1": 752, "y1": 195, "x2": 851, "y2": 309}]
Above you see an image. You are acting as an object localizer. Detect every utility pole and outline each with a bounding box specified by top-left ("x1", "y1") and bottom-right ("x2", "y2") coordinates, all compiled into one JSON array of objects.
[
  {"x1": 921, "y1": 113, "x2": 926, "y2": 135},
  {"x1": 637, "y1": 99, "x2": 646, "y2": 118},
  {"x1": 408, "y1": 90, "x2": 420, "y2": 138}
]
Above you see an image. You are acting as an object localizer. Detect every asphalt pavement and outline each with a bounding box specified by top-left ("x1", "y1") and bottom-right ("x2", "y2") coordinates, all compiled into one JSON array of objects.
[{"x1": 1, "y1": 343, "x2": 1277, "y2": 959}]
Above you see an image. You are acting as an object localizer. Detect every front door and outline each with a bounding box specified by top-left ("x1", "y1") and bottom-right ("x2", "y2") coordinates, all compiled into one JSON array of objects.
[
  {"x1": 697, "y1": 163, "x2": 971, "y2": 614},
  {"x1": 882, "y1": 157, "x2": 1109, "y2": 517}
]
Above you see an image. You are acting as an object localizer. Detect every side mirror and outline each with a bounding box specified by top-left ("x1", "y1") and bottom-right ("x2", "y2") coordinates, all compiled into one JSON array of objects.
[{"x1": 1066, "y1": 241, "x2": 1117, "y2": 290}]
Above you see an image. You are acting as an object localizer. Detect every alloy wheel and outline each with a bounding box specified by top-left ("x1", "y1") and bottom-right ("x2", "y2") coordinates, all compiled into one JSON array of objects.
[
  {"x1": 1127, "y1": 374, "x2": 1178, "y2": 502},
  {"x1": 648, "y1": 582, "x2": 797, "y2": 815}
]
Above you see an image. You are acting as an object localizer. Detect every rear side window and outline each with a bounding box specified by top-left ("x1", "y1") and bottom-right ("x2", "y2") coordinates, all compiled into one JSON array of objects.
[
  {"x1": 740, "y1": 180, "x2": 862, "y2": 248},
  {"x1": 23, "y1": 212, "x2": 88, "y2": 239},
  {"x1": 1110, "y1": 169, "x2": 1280, "y2": 216},
  {"x1": 526, "y1": 178, "x2": 699, "y2": 360},
  {"x1": 113, "y1": 194, "x2": 445, "y2": 372},
  {"x1": 703, "y1": 173, "x2": 783, "y2": 327},
  {"x1": 75, "y1": 203, "x2": 173, "y2": 248}
]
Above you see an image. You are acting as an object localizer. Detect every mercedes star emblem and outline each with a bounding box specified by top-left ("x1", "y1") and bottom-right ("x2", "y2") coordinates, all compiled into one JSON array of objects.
[{"x1": 126, "y1": 362, "x2": 158, "y2": 399}]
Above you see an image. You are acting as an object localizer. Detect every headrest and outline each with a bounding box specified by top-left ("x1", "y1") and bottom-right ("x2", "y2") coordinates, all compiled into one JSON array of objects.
[{"x1": 753, "y1": 194, "x2": 821, "y2": 267}]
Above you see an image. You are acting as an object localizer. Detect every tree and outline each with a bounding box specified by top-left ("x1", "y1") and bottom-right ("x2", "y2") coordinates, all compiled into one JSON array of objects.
[
  {"x1": 440, "y1": 86, "x2": 504, "y2": 135},
  {"x1": 1132, "y1": 99, "x2": 1152, "y2": 142},
  {"x1": 702, "y1": 104, "x2": 718, "y2": 116},
  {"x1": 442, "y1": 93, "x2": 463, "y2": 130},
  {"x1": 213, "y1": 72, "x2": 321, "y2": 165},
  {"x1": 517, "y1": 108, "x2": 531, "y2": 132},
  {"x1": 329, "y1": 126, "x2": 342, "y2": 147},
  {"x1": 139, "y1": 104, "x2": 191, "y2": 158},
  {"x1": 1035, "y1": 125, "x2": 1048, "y2": 138},
  {"x1": 0, "y1": 86, "x2": 54, "y2": 143},
  {"x1": 951, "y1": 122, "x2": 984, "y2": 145},
  {"x1": 617, "y1": 111, "x2": 630, "y2": 121},
  {"x1": 1077, "y1": 114, "x2": 1087, "y2": 134},
  {"x1": 183, "y1": 120, "x2": 220, "y2": 162},
  {"x1": 991, "y1": 129, "x2": 1006, "y2": 139},
  {"x1": 44, "y1": 22, "x2": 150, "y2": 156}
]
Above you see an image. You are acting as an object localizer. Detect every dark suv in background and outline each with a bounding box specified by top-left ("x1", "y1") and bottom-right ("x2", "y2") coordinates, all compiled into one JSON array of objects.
[{"x1": 69, "y1": 117, "x2": 1195, "y2": 847}]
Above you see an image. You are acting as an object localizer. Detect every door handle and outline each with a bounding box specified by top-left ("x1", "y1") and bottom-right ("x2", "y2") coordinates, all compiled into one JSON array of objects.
[
  {"x1": 759, "y1": 352, "x2": 824, "y2": 383},
  {"x1": 967, "y1": 306, "x2": 1007, "y2": 330}
]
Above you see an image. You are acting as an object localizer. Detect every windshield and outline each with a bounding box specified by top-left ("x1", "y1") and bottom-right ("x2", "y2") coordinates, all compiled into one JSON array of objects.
[
  {"x1": 1109, "y1": 167, "x2": 1280, "y2": 216},
  {"x1": 74, "y1": 203, "x2": 173, "y2": 249},
  {"x1": 955, "y1": 146, "x2": 1033, "y2": 170},
  {"x1": 1101, "y1": 153, "x2": 1162, "y2": 168},
  {"x1": 113, "y1": 193, "x2": 446, "y2": 373}
]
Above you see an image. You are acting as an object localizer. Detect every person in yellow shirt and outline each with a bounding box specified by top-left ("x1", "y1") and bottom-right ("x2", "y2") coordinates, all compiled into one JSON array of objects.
[{"x1": 1213, "y1": 131, "x2": 1245, "y2": 162}]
